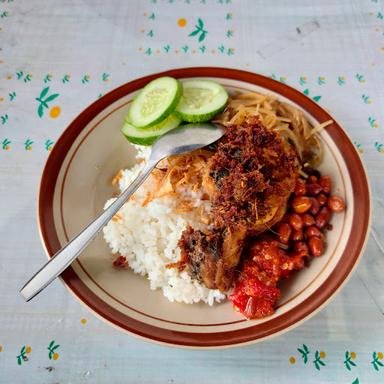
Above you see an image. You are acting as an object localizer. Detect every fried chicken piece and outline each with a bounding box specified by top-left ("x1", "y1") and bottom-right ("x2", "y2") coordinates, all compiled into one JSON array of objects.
[
  {"x1": 178, "y1": 225, "x2": 247, "y2": 292},
  {"x1": 208, "y1": 117, "x2": 299, "y2": 233},
  {"x1": 179, "y1": 117, "x2": 299, "y2": 292},
  {"x1": 215, "y1": 225, "x2": 247, "y2": 291},
  {"x1": 178, "y1": 227, "x2": 222, "y2": 289}
]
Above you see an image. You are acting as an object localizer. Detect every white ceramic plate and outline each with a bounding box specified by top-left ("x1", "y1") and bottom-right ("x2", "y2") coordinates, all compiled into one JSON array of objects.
[{"x1": 38, "y1": 68, "x2": 371, "y2": 348}]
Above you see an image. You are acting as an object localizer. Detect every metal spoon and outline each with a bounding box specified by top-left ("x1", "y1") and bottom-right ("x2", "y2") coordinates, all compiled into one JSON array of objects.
[{"x1": 20, "y1": 123, "x2": 224, "y2": 301}]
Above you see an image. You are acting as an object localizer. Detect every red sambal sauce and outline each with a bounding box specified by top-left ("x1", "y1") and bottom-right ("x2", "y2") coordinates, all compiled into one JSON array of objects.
[{"x1": 228, "y1": 240, "x2": 304, "y2": 319}]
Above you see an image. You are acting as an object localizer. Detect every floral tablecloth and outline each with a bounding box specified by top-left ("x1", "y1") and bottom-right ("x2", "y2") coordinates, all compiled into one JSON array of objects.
[{"x1": 1, "y1": 0, "x2": 384, "y2": 383}]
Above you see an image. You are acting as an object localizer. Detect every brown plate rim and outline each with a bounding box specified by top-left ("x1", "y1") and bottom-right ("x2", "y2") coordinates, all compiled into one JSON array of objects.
[{"x1": 38, "y1": 67, "x2": 371, "y2": 348}]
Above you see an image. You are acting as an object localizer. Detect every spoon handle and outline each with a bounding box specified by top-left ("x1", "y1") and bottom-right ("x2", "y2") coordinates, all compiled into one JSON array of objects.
[{"x1": 20, "y1": 160, "x2": 157, "y2": 301}]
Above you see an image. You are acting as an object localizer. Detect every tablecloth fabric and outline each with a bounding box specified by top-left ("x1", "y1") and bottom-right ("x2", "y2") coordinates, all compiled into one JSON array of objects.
[{"x1": 1, "y1": 0, "x2": 384, "y2": 383}]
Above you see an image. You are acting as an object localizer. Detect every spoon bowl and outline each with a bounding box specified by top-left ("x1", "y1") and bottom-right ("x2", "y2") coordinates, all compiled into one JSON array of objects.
[{"x1": 151, "y1": 123, "x2": 225, "y2": 161}]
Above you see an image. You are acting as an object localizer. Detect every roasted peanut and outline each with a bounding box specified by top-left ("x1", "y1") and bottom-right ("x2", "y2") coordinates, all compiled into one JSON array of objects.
[
  {"x1": 305, "y1": 226, "x2": 323, "y2": 239},
  {"x1": 292, "y1": 196, "x2": 312, "y2": 213},
  {"x1": 289, "y1": 213, "x2": 303, "y2": 230},
  {"x1": 307, "y1": 175, "x2": 318, "y2": 184},
  {"x1": 277, "y1": 222, "x2": 292, "y2": 244},
  {"x1": 327, "y1": 195, "x2": 346, "y2": 213},
  {"x1": 317, "y1": 193, "x2": 328, "y2": 206},
  {"x1": 306, "y1": 183, "x2": 322, "y2": 196},
  {"x1": 292, "y1": 241, "x2": 309, "y2": 256},
  {"x1": 308, "y1": 197, "x2": 320, "y2": 215},
  {"x1": 294, "y1": 179, "x2": 306, "y2": 196},
  {"x1": 291, "y1": 229, "x2": 303, "y2": 241},
  {"x1": 308, "y1": 236, "x2": 324, "y2": 257},
  {"x1": 319, "y1": 175, "x2": 332, "y2": 194},
  {"x1": 301, "y1": 213, "x2": 315, "y2": 227},
  {"x1": 315, "y1": 206, "x2": 331, "y2": 229}
]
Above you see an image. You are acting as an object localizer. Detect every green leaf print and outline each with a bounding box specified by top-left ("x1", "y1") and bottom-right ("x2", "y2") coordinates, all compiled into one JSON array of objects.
[
  {"x1": 16, "y1": 345, "x2": 30, "y2": 365},
  {"x1": 317, "y1": 76, "x2": 325, "y2": 85},
  {"x1": 1, "y1": 114, "x2": 9, "y2": 124},
  {"x1": 2, "y1": 139, "x2": 11, "y2": 150},
  {"x1": 43, "y1": 74, "x2": 52, "y2": 83},
  {"x1": 368, "y1": 116, "x2": 378, "y2": 128},
  {"x1": 227, "y1": 47, "x2": 234, "y2": 55},
  {"x1": 355, "y1": 73, "x2": 365, "y2": 83},
  {"x1": 313, "y1": 350, "x2": 326, "y2": 371},
  {"x1": 24, "y1": 139, "x2": 34, "y2": 150},
  {"x1": 189, "y1": 29, "x2": 200, "y2": 36},
  {"x1": 35, "y1": 87, "x2": 60, "y2": 118},
  {"x1": 47, "y1": 340, "x2": 60, "y2": 360},
  {"x1": 189, "y1": 18, "x2": 208, "y2": 42},
  {"x1": 44, "y1": 140, "x2": 54, "y2": 151},
  {"x1": 299, "y1": 76, "x2": 307, "y2": 86},
  {"x1": 44, "y1": 94, "x2": 59, "y2": 103},
  {"x1": 362, "y1": 94, "x2": 371, "y2": 104},
  {"x1": 38, "y1": 105, "x2": 44, "y2": 118},
  {"x1": 297, "y1": 344, "x2": 310, "y2": 364},
  {"x1": 40, "y1": 87, "x2": 50, "y2": 99},
  {"x1": 81, "y1": 75, "x2": 90, "y2": 84}
]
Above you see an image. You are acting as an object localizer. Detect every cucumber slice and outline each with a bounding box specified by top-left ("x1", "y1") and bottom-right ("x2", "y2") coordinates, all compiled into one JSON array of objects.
[
  {"x1": 175, "y1": 80, "x2": 228, "y2": 123},
  {"x1": 128, "y1": 77, "x2": 182, "y2": 128},
  {"x1": 121, "y1": 114, "x2": 181, "y2": 146}
]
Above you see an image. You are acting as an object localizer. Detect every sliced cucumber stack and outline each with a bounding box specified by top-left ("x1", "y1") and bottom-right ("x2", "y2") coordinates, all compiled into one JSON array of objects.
[
  {"x1": 128, "y1": 76, "x2": 182, "y2": 128},
  {"x1": 121, "y1": 114, "x2": 181, "y2": 146},
  {"x1": 122, "y1": 76, "x2": 228, "y2": 146},
  {"x1": 175, "y1": 80, "x2": 228, "y2": 123}
]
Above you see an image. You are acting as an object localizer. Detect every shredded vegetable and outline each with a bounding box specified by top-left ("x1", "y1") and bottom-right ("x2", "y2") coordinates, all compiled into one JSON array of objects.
[{"x1": 214, "y1": 91, "x2": 332, "y2": 168}]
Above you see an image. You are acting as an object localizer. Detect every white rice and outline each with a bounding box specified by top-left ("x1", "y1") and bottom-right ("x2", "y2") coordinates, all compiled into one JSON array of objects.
[{"x1": 103, "y1": 146, "x2": 225, "y2": 305}]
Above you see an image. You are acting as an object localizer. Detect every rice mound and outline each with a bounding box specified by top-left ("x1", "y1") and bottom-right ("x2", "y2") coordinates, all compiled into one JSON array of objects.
[{"x1": 103, "y1": 146, "x2": 225, "y2": 305}]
